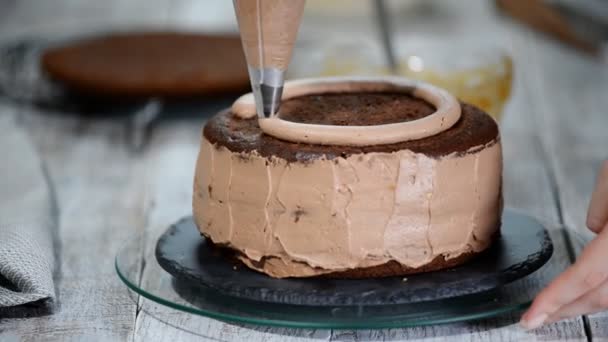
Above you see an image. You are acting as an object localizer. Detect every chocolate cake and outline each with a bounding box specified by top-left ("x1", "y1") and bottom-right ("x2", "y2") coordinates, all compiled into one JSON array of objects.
[
  {"x1": 41, "y1": 32, "x2": 250, "y2": 98},
  {"x1": 193, "y1": 77, "x2": 503, "y2": 278}
]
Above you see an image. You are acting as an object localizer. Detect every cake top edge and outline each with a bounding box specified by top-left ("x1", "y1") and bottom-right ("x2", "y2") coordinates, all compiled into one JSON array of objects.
[
  {"x1": 204, "y1": 101, "x2": 499, "y2": 163},
  {"x1": 231, "y1": 77, "x2": 462, "y2": 147}
]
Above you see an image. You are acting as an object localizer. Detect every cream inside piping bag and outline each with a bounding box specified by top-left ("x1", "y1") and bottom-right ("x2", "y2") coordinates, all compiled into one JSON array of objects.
[{"x1": 233, "y1": 0, "x2": 306, "y2": 118}]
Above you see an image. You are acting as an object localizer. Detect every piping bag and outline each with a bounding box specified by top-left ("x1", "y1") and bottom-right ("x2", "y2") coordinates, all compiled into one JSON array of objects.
[{"x1": 233, "y1": 0, "x2": 306, "y2": 118}]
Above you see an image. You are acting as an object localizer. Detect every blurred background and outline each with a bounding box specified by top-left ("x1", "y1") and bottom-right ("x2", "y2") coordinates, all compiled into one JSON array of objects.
[{"x1": 0, "y1": 0, "x2": 606, "y2": 121}]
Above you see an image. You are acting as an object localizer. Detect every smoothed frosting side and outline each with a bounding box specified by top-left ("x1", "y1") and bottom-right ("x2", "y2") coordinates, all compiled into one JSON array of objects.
[
  {"x1": 231, "y1": 77, "x2": 462, "y2": 146},
  {"x1": 194, "y1": 136, "x2": 502, "y2": 278}
]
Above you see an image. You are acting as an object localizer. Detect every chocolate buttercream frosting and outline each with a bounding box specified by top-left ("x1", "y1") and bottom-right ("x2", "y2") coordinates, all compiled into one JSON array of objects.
[{"x1": 194, "y1": 78, "x2": 502, "y2": 278}]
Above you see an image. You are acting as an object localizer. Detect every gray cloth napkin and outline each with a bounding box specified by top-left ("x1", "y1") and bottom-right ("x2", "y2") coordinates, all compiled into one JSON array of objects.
[{"x1": 0, "y1": 108, "x2": 57, "y2": 307}]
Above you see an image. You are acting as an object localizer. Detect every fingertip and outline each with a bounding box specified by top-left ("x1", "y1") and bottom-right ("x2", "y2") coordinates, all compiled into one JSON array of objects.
[
  {"x1": 520, "y1": 309, "x2": 531, "y2": 322},
  {"x1": 526, "y1": 284, "x2": 564, "y2": 318},
  {"x1": 601, "y1": 160, "x2": 608, "y2": 175},
  {"x1": 587, "y1": 217, "x2": 603, "y2": 233},
  {"x1": 520, "y1": 313, "x2": 548, "y2": 330},
  {"x1": 523, "y1": 298, "x2": 546, "y2": 322},
  {"x1": 543, "y1": 313, "x2": 560, "y2": 326}
]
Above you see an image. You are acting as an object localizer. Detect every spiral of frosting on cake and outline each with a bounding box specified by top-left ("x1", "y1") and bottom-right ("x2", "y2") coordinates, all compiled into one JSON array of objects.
[{"x1": 232, "y1": 77, "x2": 462, "y2": 146}]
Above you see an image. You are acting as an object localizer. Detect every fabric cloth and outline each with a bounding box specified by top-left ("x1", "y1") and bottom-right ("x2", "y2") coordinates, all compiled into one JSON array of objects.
[{"x1": 0, "y1": 107, "x2": 57, "y2": 307}]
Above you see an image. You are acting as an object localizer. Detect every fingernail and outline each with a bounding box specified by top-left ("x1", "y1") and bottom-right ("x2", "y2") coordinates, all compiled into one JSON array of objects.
[{"x1": 520, "y1": 313, "x2": 548, "y2": 330}]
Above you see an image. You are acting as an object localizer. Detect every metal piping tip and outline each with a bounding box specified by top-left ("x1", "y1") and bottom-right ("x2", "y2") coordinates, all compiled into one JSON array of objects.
[
  {"x1": 260, "y1": 84, "x2": 284, "y2": 118},
  {"x1": 248, "y1": 67, "x2": 286, "y2": 118}
]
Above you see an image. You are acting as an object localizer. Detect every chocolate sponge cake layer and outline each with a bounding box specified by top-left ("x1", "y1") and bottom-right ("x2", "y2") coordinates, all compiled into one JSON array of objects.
[
  {"x1": 41, "y1": 32, "x2": 250, "y2": 98},
  {"x1": 280, "y1": 93, "x2": 435, "y2": 125},
  {"x1": 204, "y1": 92, "x2": 499, "y2": 163}
]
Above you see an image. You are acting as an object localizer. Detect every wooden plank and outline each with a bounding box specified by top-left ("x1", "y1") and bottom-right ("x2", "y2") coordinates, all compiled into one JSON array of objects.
[
  {"x1": 0, "y1": 0, "x2": 176, "y2": 338},
  {"x1": 511, "y1": 19, "x2": 608, "y2": 339},
  {"x1": 0, "y1": 0, "x2": 174, "y2": 338},
  {"x1": 129, "y1": 119, "x2": 331, "y2": 342},
  {"x1": 0, "y1": 105, "x2": 146, "y2": 341},
  {"x1": 331, "y1": 30, "x2": 586, "y2": 342},
  {"x1": 132, "y1": 2, "x2": 586, "y2": 339},
  {"x1": 331, "y1": 0, "x2": 588, "y2": 339},
  {"x1": 126, "y1": 45, "x2": 588, "y2": 342},
  {"x1": 128, "y1": 0, "x2": 585, "y2": 340},
  {"x1": 129, "y1": 77, "x2": 587, "y2": 341},
  {"x1": 0, "y1": 0, "x2": 593, "y2": 340}
]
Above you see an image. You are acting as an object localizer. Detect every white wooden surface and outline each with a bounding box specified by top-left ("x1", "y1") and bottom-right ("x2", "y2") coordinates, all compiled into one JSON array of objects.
[
  {"x1": 513, "y1": 22, "x2": 608, "y2": 339},
  {"x1": 0, "y1": 0, "x2": 604, "y2": 340}
]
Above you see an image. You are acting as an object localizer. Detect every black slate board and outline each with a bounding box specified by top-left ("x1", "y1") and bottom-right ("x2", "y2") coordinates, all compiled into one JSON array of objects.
[{"x1": 156, "y1": 210, "x2": 553, "y2": 306}]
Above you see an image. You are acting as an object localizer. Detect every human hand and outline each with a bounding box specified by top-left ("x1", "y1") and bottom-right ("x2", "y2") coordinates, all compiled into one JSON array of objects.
[{"x1": 520, "y1": 161, "x2": 608, "y2": 329}]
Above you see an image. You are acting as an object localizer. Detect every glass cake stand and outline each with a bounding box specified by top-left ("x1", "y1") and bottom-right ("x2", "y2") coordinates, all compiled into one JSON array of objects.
[{"x1": 115, "y1": 211, "x2": 552, "y2": 329}]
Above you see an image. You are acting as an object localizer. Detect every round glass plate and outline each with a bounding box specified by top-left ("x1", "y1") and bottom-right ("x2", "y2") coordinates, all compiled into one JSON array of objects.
[
  {"x1": 155, "y1": 211, "x2": 553, "y2": 306},
  {"x1": 116, "y1": 211, "x2": 553, "y2": 329}
]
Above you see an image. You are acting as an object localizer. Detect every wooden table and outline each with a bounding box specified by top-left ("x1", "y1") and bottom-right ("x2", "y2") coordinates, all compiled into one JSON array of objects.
[{"x1": 0, "y1": 0, "x2": 606, "y2": 340}]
